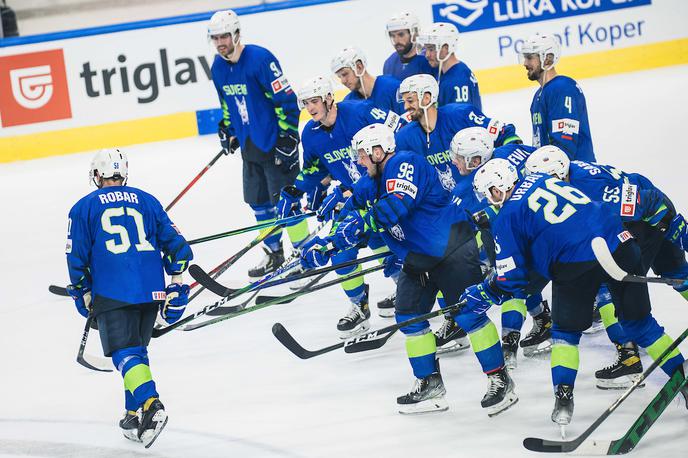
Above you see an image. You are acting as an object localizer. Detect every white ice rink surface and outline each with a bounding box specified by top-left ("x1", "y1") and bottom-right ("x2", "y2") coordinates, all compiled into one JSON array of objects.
[{"x1": 1, "y1": 65, "x2": 687, "y2": 458}]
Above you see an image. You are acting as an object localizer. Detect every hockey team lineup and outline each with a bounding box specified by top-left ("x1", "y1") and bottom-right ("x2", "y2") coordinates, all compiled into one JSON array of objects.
[{"x1": 7, "y1": 5, "x2": 687, "y2": 458}]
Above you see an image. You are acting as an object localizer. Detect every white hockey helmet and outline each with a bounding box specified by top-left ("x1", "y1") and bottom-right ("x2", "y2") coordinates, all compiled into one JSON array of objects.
[
  {"x1": 90, "y1": 148, "x2": 128, "y2": 187},
  {"x1": 296, "y1": 76, "x2": 334, "y2": 110},
  {"x1": 330, "y1": 46, "x2": 367, "y2": 76},
  {"x1": 519, "y1": 33, "x2": 561, "y2": 70},
  {"x1": 524, "y1": 145, "x2": 570, "y2": 181},
  {"x1": 473, "y1": 158, "x2": 518, "y2": 206},
  {"x1": 399, "y1": 74, "x2": 438, "y2": 108},
  {"x1": 417, "y1": 22, "x2": 459, "y2": 60},
  {"x1": 386, "y1": 11, "x2": 420, "y2": 35},
  {"x1": 450, "y1": 127, "x2": 494, "y2": 171},
  {"x1": 351, "y1": 124, "x2": 396, "y2": 162},
  {"x1": 207, "y1": 10, "x2": 240, "y2": 38}
]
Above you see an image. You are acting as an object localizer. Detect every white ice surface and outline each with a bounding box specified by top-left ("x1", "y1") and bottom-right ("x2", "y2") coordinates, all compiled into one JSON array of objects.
[{"x1": 1, "y1": 65, "x2": 687, "y2": 457}]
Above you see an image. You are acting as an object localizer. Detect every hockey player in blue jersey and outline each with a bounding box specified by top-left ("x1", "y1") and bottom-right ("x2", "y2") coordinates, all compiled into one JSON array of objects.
[
  {"x1": 312, "y1": 123, "x2": 516, "y2": 416},
  {"x1": 526, "y1": 146, "x2": 688, "y2": 389},
  {"x1": 66, "y1": 149, "x2": 193, "y2": 448},
  {"x1": 208, "y1": 10, "x2": 309, "y2": 277},
  {"x1": 470, "y1": 159, "x2": 686, "y2": 430},
  {"x1": 417, "y1": 22, "x2": 481, "y2": 109},
  {"x1": 382, "y1": 12, "x2": 436, "y2": 81},
  {"x1": 276, "y1": 76, "x2": 401, "y2": 335},
  {"x1": 520, "y1": 33, "x2": 595, "y2": 162},
  {"x1": 331, "y1": 46, "x2": 406, "y2": 115}
]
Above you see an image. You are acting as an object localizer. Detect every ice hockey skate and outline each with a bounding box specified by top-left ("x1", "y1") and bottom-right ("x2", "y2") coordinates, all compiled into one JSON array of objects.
[
  {"x1": 583, "y1": 305, "x2": 604, "y2": 334},
  {"x1": 138, "y1": 398, "x2": 168, "y2": 448},
  {"x1": 248, "y1": 247, "x2": 284, "y2": 278},
  {"x1": 119, "y1": 410, "x2": 141, "y2": 443},
  {"x1": 376, "y1": 292, "x2": 396, "y2": 318},
  {"x1": 595, "y1": 342, "x2": 645, "y2": 390},
  {"x1": 520, "y1": 300, "x2": 552, "y2": 357},
  {"x1": 284, "y1": 264, "x2": 312, "y2": 290},
  {"x1": 434, "y1": 316, "x2": 470, "y2": 355},
  {"x1": 397, "y1": 368, "x2": 448, "y2": 415},
  {"x1": 337, "y1": 285, "x2": 370, "y2": 339},
  {"x1": 551, "y1": 384, "x2": 574, "y2": 439},
  {"x1": 481, "y1": 367, "x2": 518, "y2": 417},
  {"x1": 502, "y1": 331, "x2": 520, "y2": 371}
]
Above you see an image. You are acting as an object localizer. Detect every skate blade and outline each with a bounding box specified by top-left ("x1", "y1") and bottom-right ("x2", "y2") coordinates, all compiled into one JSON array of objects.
[
  {"x1": 141, "y1": 412, "x2": 168, "y2": 449},
  {"x1": 338, "y1": 321, "x2": 371, "y2": 340},
  {"x1": 436, "y1": 337, "x2": 470, "y2": 355},
  {"x1": 582, "y1": 322, "x2": 605, "y2": 335},
  {"x1": 122, "y1": 429, "x2": 142, "y2": 443},
  {"x1": 522, "y1": 340, "x2": 552, "y2": 358},
  {"x1": 504, "y1": 354, "x2": 517, "y2": 371},
  {"x1": 486, "y1": 392, "x2": 519, "y2": 417},
  {"x1": 398, "y1": 396, "x2": 449, "y2": 415},
  {"x1": 560, "y1": 424, "x2": 567, "y2": 440},
  {"x1": 596, "y1": 374, "x2": 645, "y2": 390},
  {"x1": 377, "y1": 309, "x2": 395, "y2": 318}
]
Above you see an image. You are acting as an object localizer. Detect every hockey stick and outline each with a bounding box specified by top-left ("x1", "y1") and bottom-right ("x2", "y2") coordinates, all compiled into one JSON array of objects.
[
  {"x1": 181, "y1": 265, "x2": 383, "y2": 332},
  {"x1": 76, "y1": 315, "x2": 113, "y2": 372},
  {"x1": 272, "y1": 300, "x2": 463, "y2": 359},
  {"x1": 165, "y1": 150, "x2": 225, "y2": 212},
  {"x1": 591, "y1": 237, "x2": 685, "y2": 286},
  {"x1": 49, "y1": 285, "x2": 69, "y2": 296},
  {"x1": 186, "y1": 212, "x2": 315, "y2": 245},
  {"x1": 523, "y1": 327, "x2": 688, "y2": 454}
]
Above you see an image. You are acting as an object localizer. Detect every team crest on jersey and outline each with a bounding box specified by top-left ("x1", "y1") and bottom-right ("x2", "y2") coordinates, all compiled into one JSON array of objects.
[
  {"x1": 620, "y1": 183, "x2": 638, "y2": 217},
  {"x1": 343, "y1": 159, "x2": 361, "y2": 183},
  {"x1": 271, "y1": 76, "x2": 291, "y2": 94},
  {"x1": 436, "y1": 166, "x2": 456, "y2": 192},
  {"x1": 552, "y1": 118, "x2": 580, "y2": 138},
  {"x1": 235, "y1": 96, "x2": 249, "y2": 125},
  {"x1": 386, "y1": 178, "x2": 418, "y2": 198},
  {"x1": 389, "y1": 224, "x2": 405, "y2": 241}
]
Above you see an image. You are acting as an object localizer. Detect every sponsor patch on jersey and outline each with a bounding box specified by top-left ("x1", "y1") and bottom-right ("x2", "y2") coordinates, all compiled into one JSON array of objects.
[
  {"x1": 65, "y1": 238, "x2": 72, "y2": 254},
  {"x1": 271, "y1": 76, "x2": 290, "y2": 94},
  {"x1": 401, "y1": 111, "x2": 413, "y2": 124},
  {"x1": 386, "y1": 178, "x2": 417, "y2": 198},
  {"x1": 552, "y1": 118, "x2": 580, "y2": 136},
  {"x1": 486, "y1": 119, "x2": 503, "y2": 139},
  {"x1": 617, "y1": 230, "x2": 633, "y2": 243},
  {"x1": 620, "y1": 183, "x2": 638, "y2": 217},
  {"x1": 384, "y1": 111, "x2": 400, "y2": 130},
  {"x1": 496, "y1": 256, "x2": 516, "y2": 276},
  {"x1": 152, "y1": 291, "x2": 166, "y2": 301}
]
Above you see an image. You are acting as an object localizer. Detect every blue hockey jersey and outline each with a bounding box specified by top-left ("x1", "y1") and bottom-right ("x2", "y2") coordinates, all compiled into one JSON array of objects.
[
  {"x1": 66, "y1": 186, "x2": 193, "y2": 309},
  {"x1": 438, "y1": 61, "x2": 481, "y2": 110},
  {"x1": 491, "y1": 174, "x2": 623, "y2": 296},
  {"x1": 530, "y1": 75, "x2": 595, "y2": 162},
  {"x1": 344, "y1": 75, "x2": 406, "y2": 115},
  {"x1": 395, "y1": 103, "x2": 521, "y2": 193},
  {"x1": 382, "y1": 52, "x2": 436, "y2": 81},
  {"x1": 211, "y1": 45, "x2": 299, "y2": 157},
  {"x1": 348, "y1": 151, "x2": 467, "y2": 262}
]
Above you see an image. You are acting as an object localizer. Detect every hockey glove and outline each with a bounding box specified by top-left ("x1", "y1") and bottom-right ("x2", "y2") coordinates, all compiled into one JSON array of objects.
[
  {"x1": 667, "y1": 213, "x2": 688, "y2": 251},
  {"x1": 300, "y1": 236, "x2": 333, "y2": 269},
  {"x1": 218, "y1": 121, "x2": 239, "y2": 155},
  {"x1": 66, "y1": 284, "x2": 92, "y2": 318},
  {"x1": 368, "y1": 194, "x2": 412, "y2": 230},
  {"x1": 382, "y1": 254, "x2": 403, "y2": 279},
  {"x1": 160, "y1": 280, "x2": 190, "y2": 324},
  {"x1": 333, "y1": 211, "x2": 367, "y2": 250},
  {"x1": 460, "y1": 281, "x2": 505, "y2": 316},
  {"x1": 276, "y1": 185, "x2": 303, "y2": 220},
  {"x1": 317, "y1": 185, "x2": 347, "y2": 222},
  {"x1": 274, "y1": 131, "x2": 300, "y2": 173},
  {"x1": 306, "y1": 183, "x2": 328, "y2": 212}
]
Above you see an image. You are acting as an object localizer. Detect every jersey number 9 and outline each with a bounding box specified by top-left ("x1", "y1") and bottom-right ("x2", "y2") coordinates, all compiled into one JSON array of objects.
[
  {"x1": 528, "y1": 178, "x2": 590, "y2": 224},
  {"x1": 101, "y1": 207, "x2": 154, "y2": 254}
]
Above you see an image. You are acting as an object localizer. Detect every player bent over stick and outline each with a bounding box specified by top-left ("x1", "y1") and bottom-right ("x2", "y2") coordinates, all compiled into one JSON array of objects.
[
  {"x1": 65, "y1": 149, "x2": 193, "y2": 447},
  {"x1": 303, "y1": 123, "x2": 517, "y2": 416},
  {"x1": 469, "y1": 158, "x2": 686, "y2": 435}
]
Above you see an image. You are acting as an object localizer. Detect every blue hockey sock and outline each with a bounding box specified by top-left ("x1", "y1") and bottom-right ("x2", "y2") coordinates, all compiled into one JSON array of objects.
[{"x1": 251, "y1": 203, "x2": 282, "y2": 252}]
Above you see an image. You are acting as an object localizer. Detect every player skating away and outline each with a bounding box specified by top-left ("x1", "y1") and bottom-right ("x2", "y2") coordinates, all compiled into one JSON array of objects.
[
  {"x1": 331, "y1": 46, "x2": 407, "y2": 115},
  {"x1": 471, "y1": 159, "x2": 686, "y2": 432},
  {"x1": 66, "y1": 149, "x2": 193, "y2": 448},
  {"x1": 382, "y1": 11, "x2": 435, "y2": 81},
  {"x1": 525, "y1": 146, "x2": 688, "y2": 389},
  {"x1": 316, "y1": 123, "x2": 516, "y2": 416},
  {"x1": 277, "y1": 76, "x2": 401, "y2": 336},
  {"x1": 208, "y1": 10, "x2": 309, "y2": 277},
  {"x1": 417, "y1": 22, "x2": 481, "y2": 109},
  {"x1": 520, "y1": 33, "x2": 595, "y2": 162},
  {"x1": 449, "y1": 127, "x2": 550, "y2": 369},
  {"x1": 395, "y1": 74, "x2": 521, "y2": 352}
]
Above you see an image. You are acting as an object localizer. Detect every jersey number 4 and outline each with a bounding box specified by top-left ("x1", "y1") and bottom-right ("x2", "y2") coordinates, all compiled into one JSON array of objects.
[
  {"x1": 528, "y1": 178, "x2": 590, "y2": 224},
  {"x1": 101, "y1": 207, "x2": 154, "y2": 254}
]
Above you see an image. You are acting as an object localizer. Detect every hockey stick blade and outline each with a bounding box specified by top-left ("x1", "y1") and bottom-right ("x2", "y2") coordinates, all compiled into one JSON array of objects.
[
  {"x1": 189, "y1": 264, "x2": 237, "y2": 297},
  {"x1": 254, "y1": 272, "x2": 327, "y2": 306},
  {"x1": 271, "y1": 323, "x2": 343, "y2": 359},
  {"x1": 344, "y1": 329, "x2": 397, "y2": 353},
  {"x1": 77, "y1": 353, "x2": 113, "y2": 372},
  {"x1": 205, "y1": 290, "x2": 258, "y2": 316},
  {"x1": 591, "y1": 237, "x2": 685, "y2": 286},
  {"x1": 49, "y1": 285, "x2": 69, "y2": 296}
]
